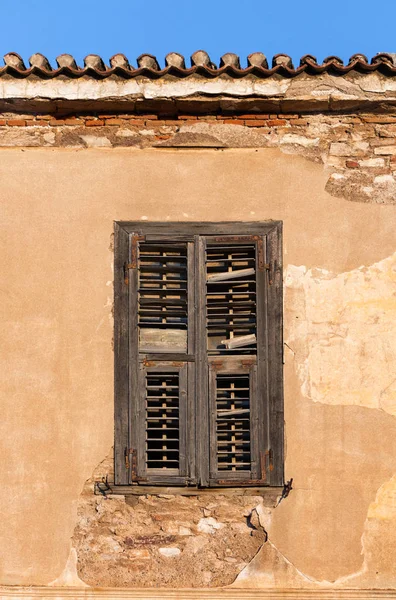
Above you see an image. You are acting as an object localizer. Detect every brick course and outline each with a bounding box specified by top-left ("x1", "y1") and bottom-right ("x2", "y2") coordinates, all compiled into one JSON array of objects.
[{"x1": 0, "y1": 111, "x2": 395, "y2": 203}]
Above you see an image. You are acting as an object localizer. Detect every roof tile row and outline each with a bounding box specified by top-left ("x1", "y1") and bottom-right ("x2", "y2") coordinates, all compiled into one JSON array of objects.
[{"x1": 2, "y1": 51, "x2": 396, "y2": 78}]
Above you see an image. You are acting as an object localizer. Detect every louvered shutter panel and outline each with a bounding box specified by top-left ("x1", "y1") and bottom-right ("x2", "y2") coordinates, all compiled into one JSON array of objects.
[
  {"x1": 202, "y1": 237, "x2": 269, "y2": 486},
  {"x1": 128, "y1": 235, "x2": 195, "y2": 486},
  {"x1": 115, "y1": 222, "x2": 283, "y2": 488}
]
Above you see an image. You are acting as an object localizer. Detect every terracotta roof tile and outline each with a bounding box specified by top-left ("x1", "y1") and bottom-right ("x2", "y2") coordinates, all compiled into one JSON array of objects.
[{"x1": 0, "y1": 51, "x2": 395, "y2": 78}]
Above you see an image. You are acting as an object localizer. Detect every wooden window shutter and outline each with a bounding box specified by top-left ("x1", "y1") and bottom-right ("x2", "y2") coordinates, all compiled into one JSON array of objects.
[
  {"x1": 114, "y1": 222, "x2": 283, "y2": 489},
  {"x1": 115, "y1": 230, "x2": 196, "y2": 486}
]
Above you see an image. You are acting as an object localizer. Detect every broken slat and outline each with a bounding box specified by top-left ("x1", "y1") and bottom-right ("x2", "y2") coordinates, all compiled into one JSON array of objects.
[
  {"x1": 207, "y1": 267, "x2": 255, "y2": 282},
  {"x1": 217, "y1": 408, "x2": 250, "y2": 416},
  {"x1": 221, "y1": 334, "x2": 257, "y2": 349}
]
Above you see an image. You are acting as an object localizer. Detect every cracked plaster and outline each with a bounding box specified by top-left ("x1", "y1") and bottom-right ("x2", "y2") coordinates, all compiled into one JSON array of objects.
[{"x1": 0, "y1": 147, "x2": 395, "y2": 589}]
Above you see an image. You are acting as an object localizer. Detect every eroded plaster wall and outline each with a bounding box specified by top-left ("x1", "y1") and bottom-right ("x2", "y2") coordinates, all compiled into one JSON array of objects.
[{"x1": 0, "y1": 147, "x2": 395, "y2": 588}]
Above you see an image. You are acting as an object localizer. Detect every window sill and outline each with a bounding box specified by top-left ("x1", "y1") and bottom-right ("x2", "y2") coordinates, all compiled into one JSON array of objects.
[{"x1": 98, "y1": 484, "x2": 283, "y2": 499}]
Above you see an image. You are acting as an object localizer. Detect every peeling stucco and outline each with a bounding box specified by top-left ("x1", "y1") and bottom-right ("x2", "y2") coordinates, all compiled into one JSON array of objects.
[
  {"x1": 285, "y1": 253, "x2": 396, "y2": 413},
  {"x1": 0, "y1": 147, "x2": 395, "y2": 589}
]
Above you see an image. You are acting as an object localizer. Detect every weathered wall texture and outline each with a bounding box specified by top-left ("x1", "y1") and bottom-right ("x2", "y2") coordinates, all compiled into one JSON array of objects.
[
  {"x1": 2, "y1": 111, "x2": 396, "y2": 205},
  {"x1": 0, "y1": 138, "x2": 395, "y2": 589},
  {"x1": 73, "y1": 452, "x2": 269, "y2": 588}
]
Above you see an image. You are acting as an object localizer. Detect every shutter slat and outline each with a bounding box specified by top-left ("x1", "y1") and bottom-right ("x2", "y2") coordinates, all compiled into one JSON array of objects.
[
  {"x1": 205, "y1": 243, "x2": 257, "y2": 356},
  {"x1": 138, "y1": 244, "x2": 188, "y2": 351},
  {"x1": 215, "y1": 373, "x2": 251, "y2": 473},
  {"x1": 145, "y1": 371, "x2": 180, "y2": 470}
]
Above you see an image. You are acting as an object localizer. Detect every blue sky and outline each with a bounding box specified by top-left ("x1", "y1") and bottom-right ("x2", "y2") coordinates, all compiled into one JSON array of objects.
[{"x1": 1, "y1": 0, "x2": 395, "y2": 69}]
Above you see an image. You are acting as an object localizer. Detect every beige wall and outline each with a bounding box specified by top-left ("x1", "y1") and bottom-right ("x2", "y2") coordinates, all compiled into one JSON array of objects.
[{"x1": 1, "y1": 147, "x2": 395, "y2": 588}]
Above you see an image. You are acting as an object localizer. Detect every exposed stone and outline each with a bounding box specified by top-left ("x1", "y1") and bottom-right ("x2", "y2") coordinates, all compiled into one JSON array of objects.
[
  {"x1": 359, "y1": 158, "x2": 385, "y2": 167},
  {"x1": 73, "y1": 454, "x2": 267, "y2": 588},
  {"x1": 159, "y1": 547, "x2": 181, "y2": 558},
  {"x1": 330, "y1": 141, "x2": 369, "y2": 156},
  {"x1": 156, "y1": 131, "x2": 225, "y2": 147},
  {"x1": 279, "y1": 134, "x2": 319, "y2": 147},
  {"x1": 374, "y1": 145, "x2": 396, "y2": 155},
  {"x1": 197, "y1": 517, "x2": 224, "y2": 534},
  {"x1": 80, "y1": 135, "x2": 112, "y2": 148}
]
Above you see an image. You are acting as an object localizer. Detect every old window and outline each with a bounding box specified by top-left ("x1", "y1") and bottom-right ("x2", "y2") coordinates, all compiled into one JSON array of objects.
[{"x1": 114, "y1": 222, "x2": 283, "y2": 489}]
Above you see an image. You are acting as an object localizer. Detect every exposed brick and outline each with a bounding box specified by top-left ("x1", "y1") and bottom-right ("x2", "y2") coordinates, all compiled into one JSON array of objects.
[
  {"x1": 346, "y1": 160, "x2": 359, "y2": 168},
  {"x1": 127, "y1": 120, "x2": 145, "y2": 126},
  {"x1": 179, "y1": 119, "x2": 202, "y2": 125},
  {"x1": 85, "y1": 119, "x2": 105, "y2": 127},
  {"x1": 105, "y1": 118, "x2": 125, "y2": 126},
  {"x1": 267, "y1": 119, "x2": 287, "y2": 127},
  {"x1": 64, "y1": 118, "x2": 84, "y2": 126},
  {"x1": 32, "y1": 120, "x2": 49, "y2": 127},
  {"x1": 0, "y1": 119, "x2": 6, "y2": 126},
  {"x1": 362, "y1": 116, "x2": 396, "y2": 124},
  {"x1": 178, "y1": 115, "x2": 198, "y2": 120},
  {"x1": 238, "y1": 114, "x2": 263, "y2": 120},
  {"x1": 7, "y1": 119, "x2": 26, "y2": 126},
  {"x1": 148, "y1": 120, "x2": 167, "y2": 127},
  {"x1": 226, "y1": 119, "x2": 245, "y2": 125},
  {"x1": 289, "y1": 119, "x2": 309, "y2": 126},
  {"x1": 141, "y1": 115, "x2": 158, "y2": 120},
  {"x1": 49, "y1": 119, "x2": 65, "y2": 126},
  {"x1": 245, "y1": 120, "x2": 269, "y2": 127},
  {"x1": 280, "y1": 114, "x2": 299, "y2": 119}
]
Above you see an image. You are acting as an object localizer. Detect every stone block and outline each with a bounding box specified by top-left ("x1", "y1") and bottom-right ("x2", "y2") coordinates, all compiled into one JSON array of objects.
[
  {"x1": 159, "y1": 547, "x2": 181, "y2": 558},
  {"x1": 374, "y1": 145, "x2": 396, "y2": 155}
]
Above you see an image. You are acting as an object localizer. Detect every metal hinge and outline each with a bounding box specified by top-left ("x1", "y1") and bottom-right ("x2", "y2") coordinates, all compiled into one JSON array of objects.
[
  {"x1": 264, "y1": 262, "x2": 273, "y2": 285},
  {"x1": 124, "y1": 446, "x2": 132, "y2": 470},
  {"x1": 125, "y1": 448, "x2": 148, "y2": 483},
  {"x1": 124, "y1": 234, "x2": 145, "y2": 284}
]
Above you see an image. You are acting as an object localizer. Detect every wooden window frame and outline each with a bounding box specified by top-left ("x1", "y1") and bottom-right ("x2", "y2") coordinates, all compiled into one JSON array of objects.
[{"x1": 114, "y1": 221, "x2": 284, "y2": 490}]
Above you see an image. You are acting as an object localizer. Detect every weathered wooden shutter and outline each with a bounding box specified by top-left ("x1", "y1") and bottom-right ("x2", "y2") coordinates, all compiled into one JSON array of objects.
[
  {"x1": 197, "y1": 233, "x2": 283, "y2": 487},
  {"x1": 115, "y1": 222, "x2": 283, "y2": 488},
  {"x1": 116, "y1": 232, "x2": 196, "y2": 485}
]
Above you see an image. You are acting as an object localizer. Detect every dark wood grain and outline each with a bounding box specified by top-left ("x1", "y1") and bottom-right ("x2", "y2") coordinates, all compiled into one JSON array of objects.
[{"x1": 114, "y1": 223, "x2": 130, "y2": 485}]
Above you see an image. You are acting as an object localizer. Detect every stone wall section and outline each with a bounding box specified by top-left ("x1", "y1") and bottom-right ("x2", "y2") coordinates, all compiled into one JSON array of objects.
[
  {"x1": 1, "y1": 111, "x2": 395, "y2": 204},
  {"x1": 72, "y1": 452, "x2": 270, "y2": 588}
]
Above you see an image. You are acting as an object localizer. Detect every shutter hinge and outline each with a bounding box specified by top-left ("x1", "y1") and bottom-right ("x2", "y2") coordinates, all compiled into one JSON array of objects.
[
  {"x1": 264, "y1": 449, "x2": 274, "y2": 472},
  {"x1": 123, "y1": 262, "x2": 133, "y2": 285},
  {"x1": 123, "y1": 234, "x2": 145, "y2": 284},
  {"x1": 124, "y1": 446, "x2": 132, "y2": 470},
  {"x1": 126, "y1": 448, "x2": 148, "y2": 483},
  {"x1": 257, "y1": 237, "x2": 265, "y2": 271},
  {"x1": 264, "y1": 262, "x2": 273, "y2": 285}
]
